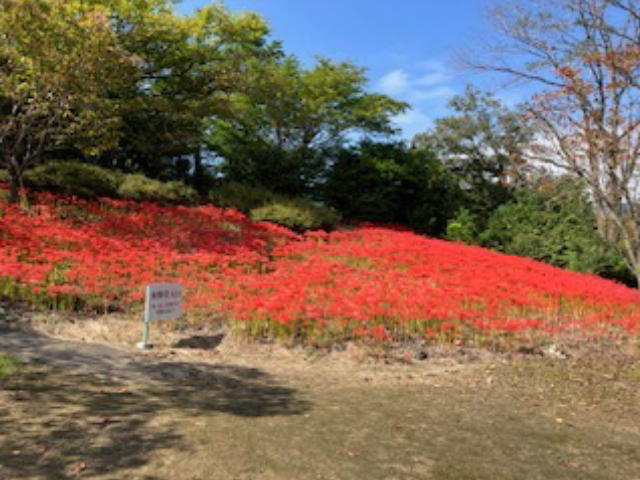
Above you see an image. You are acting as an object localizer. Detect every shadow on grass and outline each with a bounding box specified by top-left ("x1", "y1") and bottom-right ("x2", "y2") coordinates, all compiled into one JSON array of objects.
[{"x1": 0, "y1": 326, "x2": 310, "y2": 479}]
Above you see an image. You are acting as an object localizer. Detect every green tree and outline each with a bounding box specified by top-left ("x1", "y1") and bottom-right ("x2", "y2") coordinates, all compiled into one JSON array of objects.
[
  {"x1": 323, "y1": 140, "x2": 461, "y2": 236},
  {"x1": 413, "y1": 85, "x2": 531, "y2": 221},
  {"x1": 207, "y1": 57, "x2": 408, "y2": 196},
  {"x1": 0, "y1": 0, "x2": 136, "y2": 203},
  {"x1": 83, "y1": 1, "x2": 276, "y2": 193},
  {"x1": 480, "y1": 176, "x2": 633, "y2": 285}
]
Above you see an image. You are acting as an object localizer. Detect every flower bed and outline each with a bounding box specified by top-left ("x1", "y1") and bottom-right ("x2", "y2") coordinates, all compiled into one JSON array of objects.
[{"x1": 1, "y1": 189, "x2": 639, "y2": 349}]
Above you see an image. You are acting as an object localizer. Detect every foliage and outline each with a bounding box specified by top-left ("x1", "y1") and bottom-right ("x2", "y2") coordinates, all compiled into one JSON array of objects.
[
  {"x1": 207, "y1": 57, "x2": 408, "y2": 196},
  {"x1": 323, "y1": 140, "x2": 461, "y2": 236},
  {"x1": 7, "y1": 163, "x2": 198, "y2": 205},
  {"x1": 0, "y1": 0, "x2": 410, "y2": 209},
  {"x1": 446, "y1": 208, "x2": 480, "y2": 245},
  {"x1": 0, "y1": 0, "x2": 136, "y2": 202},
  {"x1": 210, "y1": 181, "x2": 341, "y2": 231},
  {"x1": 208, "y1": 182, "x2": 281, "y2": 213},
  {"x1": 414, "y1": 85, "x2": 531, "y2": 222},
  {"x1": 117, "y1": 175, "x2": 197, "y2": 205},
  {"x1": 89, "y1": 0, "x2": 276, "y2": 186},
  {"x1": 250, "y1": 200, "x2": 341, "y2": 232},
  {"x1": 1, "y1": 190, "x2": 639, "y2": 350},
  {"x1": 23, "y1": 162, "x2": 123, "y2": 199},
  {"x1": 476, "y1": 0, "x2": 640, "y2": 286},
  {"x1": 480, "y1": 176, "x2": 634, "y2": 285},
  {"x1": 0, "y1": 0, "x2": 277, "y2": 199}
]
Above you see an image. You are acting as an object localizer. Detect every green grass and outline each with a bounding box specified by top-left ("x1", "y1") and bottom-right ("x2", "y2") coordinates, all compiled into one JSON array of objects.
[{"x1": 0, "y1": 354, "x2": 21, "y2": 378}]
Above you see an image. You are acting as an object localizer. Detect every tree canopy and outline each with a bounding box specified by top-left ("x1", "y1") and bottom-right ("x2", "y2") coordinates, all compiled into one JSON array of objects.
[
  {"x1": 0, "y1": 0, "x2": 137, "y2": 202},
  {"x1": 208, "y1": 56, "x2": 408, "y2": 196},
  {"x1": 413, "y1": 85, "x2": 531, "y2": 219},
  {"x1": 471, "y1": 0, "x2": 640, "y2": 285}
]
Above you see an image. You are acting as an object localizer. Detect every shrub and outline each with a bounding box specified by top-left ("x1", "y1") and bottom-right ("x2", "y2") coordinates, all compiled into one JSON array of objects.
[
  {"x1": 208, "y1": 182, "x2": 281, "y2": 213},
  {"x1": 23, "y1": 161, "x2": 122, "y2": 198},
  {"x1": 446, "y1": 208, "x2": 480, "y2": 244},
  {"x1": 117, "y1": 174, "x2": 198, "y2": 205},
  {"x1": 480, "y1": 177, "x2": 634, "y2": 285},
  {"x1": 250, "y1": 200, "x2": 341, "y2": 232}
]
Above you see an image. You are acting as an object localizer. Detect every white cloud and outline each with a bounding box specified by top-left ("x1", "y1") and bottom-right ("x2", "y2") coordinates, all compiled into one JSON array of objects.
[
  {"x1": 415, "y1": 71, "x2": 450, "y2": 87},
  {"x1": 411, "y1": 86, "x2": 457, "y2": 102},
  {"x1": 415, "y1": 60, "x2": 452, "y2": 86},
  {"x1": 393, "y1": 108, "x2": 432, "y2": 138},
  {"x1": 378, "y1": 69, "x2": 410, "y2": 96},
  {"x1": 377, "y1": 59, "x2": 457, "y2": 138},
  {"x1": 377, "y1": 61, "x2": 456, "y2": 104}
]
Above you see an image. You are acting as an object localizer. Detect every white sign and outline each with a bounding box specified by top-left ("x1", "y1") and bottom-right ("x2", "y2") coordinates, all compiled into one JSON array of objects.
[{"x1": 144, "y1": 284, "x2": 183, "y2": 322}]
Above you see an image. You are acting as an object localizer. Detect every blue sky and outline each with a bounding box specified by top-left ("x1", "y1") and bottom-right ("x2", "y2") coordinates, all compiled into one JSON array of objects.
[{"x1": 178, "y1": 0, "x2": 516, "y2": 139}]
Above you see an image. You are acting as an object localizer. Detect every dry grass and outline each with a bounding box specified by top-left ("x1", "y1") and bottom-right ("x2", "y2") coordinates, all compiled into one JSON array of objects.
[
  {"x1": 1, "y1": 355, "x2": 639, "y2": 480},
  {"x1": 1, "y1": 312, "x2": 640, "y2": 479}
]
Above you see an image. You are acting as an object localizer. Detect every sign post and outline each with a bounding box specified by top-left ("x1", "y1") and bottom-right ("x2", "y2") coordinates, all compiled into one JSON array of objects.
[{"x1": 137, "y1": 283, "x2": 184, "y2": 350}]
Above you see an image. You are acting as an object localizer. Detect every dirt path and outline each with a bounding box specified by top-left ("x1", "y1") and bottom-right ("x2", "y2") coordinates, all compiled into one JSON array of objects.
[
  {"x1": 0, "y1": 325, "x2": 271, "y2": 386},
  {"x1": 0, "y1": 325, "x2": 157, "y2": 383},
  {"x1": 1, "y1": 318, "x2": 640, "y2": 480}
]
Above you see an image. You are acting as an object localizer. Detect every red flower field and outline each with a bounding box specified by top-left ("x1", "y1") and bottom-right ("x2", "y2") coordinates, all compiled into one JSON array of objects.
[{"x1": 1, "y1": 189, "x2": 639, "y2": 350}]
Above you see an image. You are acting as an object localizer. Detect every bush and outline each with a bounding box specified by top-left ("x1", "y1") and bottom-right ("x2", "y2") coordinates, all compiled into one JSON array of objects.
[
  {"x1": 208, "y1": 182, "x2": 281, "y2": 213},
  {"x1": 446, "y1": 208, "x2": 479, "y2": 244},
  {"x1": 250, "y1": 200, "x2": 341, "y2": 232},
  {"x1": 20, "y1": 162, "x2": 198, "y2": 205},
  {"x1": 479, "y1": 177, "x2": 634, "y2": 285},
  {"x1": 117, "y1": 174, "x2": 198, "y2": 205},
  {"x1": 23, "y1": 161, "x2": 122, "y2": 198}
]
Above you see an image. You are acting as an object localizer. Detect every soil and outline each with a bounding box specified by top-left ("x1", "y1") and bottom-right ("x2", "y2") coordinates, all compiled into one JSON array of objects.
[{"x1": 1, "y1": 306, "x2": 639, "y2": 480}]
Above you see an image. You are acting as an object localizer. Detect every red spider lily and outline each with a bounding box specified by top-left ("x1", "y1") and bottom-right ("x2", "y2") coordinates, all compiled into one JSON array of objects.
[{"x1": 1, "y1": 185, "x2": 639, "y2": 349}]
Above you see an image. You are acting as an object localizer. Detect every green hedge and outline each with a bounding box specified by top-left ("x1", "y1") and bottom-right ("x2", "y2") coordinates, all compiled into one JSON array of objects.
[
  {"x1": 117, "y1": 174, "x2": 198, "y2": 205},
  {"x1": 23, "y1": 161, "x2": 123, "y2": 198},
  {"x1": 208, "y1": 182, "x2": 280, "y2": 213},
  {"x1": 250, "y1": 200, "x2": 341, "y2": 232},
  {"x1": 8, "y1": 162, "x2": 197, "y2": 205}
]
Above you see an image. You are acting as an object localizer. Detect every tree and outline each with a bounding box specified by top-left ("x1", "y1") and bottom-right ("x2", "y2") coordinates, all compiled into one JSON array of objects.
[
  {"x1": 207, "y1": 56, "x2": 408, "y2": 196},
  {"x1": 481, "y1": 175, "x2": 633, "y2": 285},
  {"x1": 413, "y1": 85, "x2": 532, "y2": 220},
  {"x1": 81, "y1": 1, "x2": 276, "y2": 193},
  {"x1": 470, "y1": 0, "x2": 640, "y2": 287},
  {"x1": 323, "y1": 140, "x2": 461, "y2": 235},
  {"x1": 0, "y1": 0, "x2": 136, "y2": 203}
]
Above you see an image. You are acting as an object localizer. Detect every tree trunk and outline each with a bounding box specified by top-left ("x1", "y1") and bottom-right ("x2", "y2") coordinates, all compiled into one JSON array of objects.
[
  {"x1": 7, "y1": 164, "x2": 20, "y2": 204},
  {"x1": 593, "y1": 197, "x2": 621, "y2": 245},
  {"x1": 193, "y1": 148, "x2": 205, "y2": 196}
]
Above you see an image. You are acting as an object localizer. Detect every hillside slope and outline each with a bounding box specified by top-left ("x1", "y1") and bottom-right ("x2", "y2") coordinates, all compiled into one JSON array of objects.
[{"x1": 1, "y1": 190, "x2": 638, "y2": 349}]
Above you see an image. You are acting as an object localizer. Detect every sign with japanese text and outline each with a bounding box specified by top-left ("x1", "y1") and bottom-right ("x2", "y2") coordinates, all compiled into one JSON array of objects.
[{"x1": 144, "y1": 284, "x2": 183, "y2": 322}]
